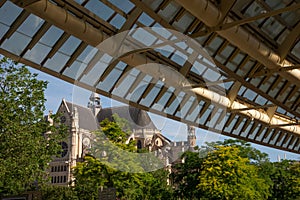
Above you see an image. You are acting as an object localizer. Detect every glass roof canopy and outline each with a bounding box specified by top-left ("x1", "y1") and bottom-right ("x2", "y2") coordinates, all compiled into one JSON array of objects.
[{"x1": 1, "y1": 0, "x2": 300, "y2": 154}]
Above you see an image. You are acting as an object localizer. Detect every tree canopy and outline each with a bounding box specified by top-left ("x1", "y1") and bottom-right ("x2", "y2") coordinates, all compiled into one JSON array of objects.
[
  {"x1": 197, "y1": 145, "x2": 270, "y2": 200},
  {"x1": 73, "y1": 115, "x2": 172, "y2": 200},
  {"x1": 0, "y1": 58, "x2": 66, "y2": 195}
]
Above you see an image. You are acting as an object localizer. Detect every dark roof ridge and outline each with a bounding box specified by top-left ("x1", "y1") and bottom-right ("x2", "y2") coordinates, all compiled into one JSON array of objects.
[{"x1": 64, "y1": 100, "x2": 91, "y2": 111}]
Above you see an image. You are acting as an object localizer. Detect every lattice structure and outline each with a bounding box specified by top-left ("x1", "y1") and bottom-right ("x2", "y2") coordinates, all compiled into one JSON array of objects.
[{"x1": 1, "y1": 0, "x2": 300, "y2": 153}]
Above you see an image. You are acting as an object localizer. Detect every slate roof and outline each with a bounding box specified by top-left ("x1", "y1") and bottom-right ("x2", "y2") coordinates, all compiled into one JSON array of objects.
[
  {"x1": 65, "y1": 101, "x2": 99, "y2": 131},
  {"x1": 97, "y1": 106, "x2": 158, "y2": 131},
  {"x1": 63, "y1": 100, "x2": 157, "y2": 132}
]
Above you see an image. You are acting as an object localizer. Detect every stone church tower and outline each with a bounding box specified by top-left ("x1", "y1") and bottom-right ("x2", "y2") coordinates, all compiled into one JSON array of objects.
[
  {"x1": 87, "y1": 92, "x2": 101, "y2": 116},
  {"x1": 187, "y1": 125, "x2": 196, "y2": 149}
]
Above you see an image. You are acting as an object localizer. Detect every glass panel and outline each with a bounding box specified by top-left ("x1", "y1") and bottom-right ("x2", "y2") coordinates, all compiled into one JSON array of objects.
[
  {"x1": 276, "y1": 29, "x2": 290, "y2": 45},
  {"x1": 108, "y1": 0, "x2": 135, "y2": 14},
  {"x1": 166, "y1": 93, "x2": 183, "y2": 116},
  {"x1": 97, "y1": 69, "x2": 123, "y2": 92},
  {"x1": 110, "y1": 14, "x2": 126, "y2": 29},
  {"x1": 270, "y1": 132, "x2": 280, "y2": 145},
  {"x1": 171, "y1": 50, "x2": 187, "y2": 65},
  {"x1": 141, "y1": 85, "x2": 163, "y2": 108},
  {"x1": 255, "y1": 127, "x2": 267, "y2": 141},
  {"x1": 1, "y1": 32, "x2": 30, "y2": 55},
  {"x1": 291, "y1": 41, "x2": 300, "y2": 59},
  {"x1": 224, "y1": 115, "x2": 238, "y2": 133},
  {"x1": 238, "y1": 85, "x2": 247, "y2": 95},
  {"x1": 0, "y1": 1, "x2": 22, "y2": 26},
  {"x1": 265, "y1": 0, "x2": 285, "y2": 9},
  {"x1": 80, "y1": 54, "x2": 112, "y2": 85},
  {"x1": 260, "y1": 75, "x2": 275, "y2": 92},
  {"x1": 138, "y1": 12, "x2": 155, "y2": 26},
  {"x1": 262, "y1": 129, "x2": 274, "y2": 143},
  {"x1": 152, "y1": 87, "x2": 174, "y2": 111},
  {"x1": 77, "y1": 46, "x2": 98, "y2": 64},
  {"x1": 277, "y1": 85, "x2": 292, "y2": 102},
  {"x1": 179, "y1": 96, "x2": 194, "y2": 118},
  {"x1": 203, "y1": 69, "x2": 220, "y2": 82},
  {"x1": 40, "y1": 26, "x2": 64, "y2": 47},
  {"x1": 269, "y1": 79, "x2": 285, "y2": 97},
  {"x1": 233, "y1": 118, "x2": 247, "y2": 135},
  {"x1": 0, "y1": 23, "x2": 9, "y2": 39},
  {"x1": 208, "y1": 108, "x2": 223, "y2": 128},
  {"x1": 17, "y1": 14, "x2": 44, "y2": 37},
  {"x1": 74, "y1": 0, "x2": 85, "y2": 4},
  {"x1": 113, "y1": 74, "x2": 136, "y2": 97},
  {"x1": 158, "y1": 1, "x2": 181, "y2": 22},
  {"x1": 173, "y1": 13, "x2": 194, "y2": 32},
  {"x1": 281, "y1": 10, "x2": 300, "y2": 27},
  {"x1": 44, "y1": 52, "x2": 69, "y2": 72},
  {"x1": 255, "y1": 95, "x2": 268, "y2": 105},
  {"x1": 240, "y1": 121, "x2": 254, "y2": 137},
  {"x1": 85, "y1": 0, "x2": 114, "y2": 21},
  {"x1": 23, "y1": 42, "x2": 51, "y2": 64},
  {"x1": 127, "y1": 82, "x2": 148, "y2": 103},
  {"x1": 238, "y1": 59, "x2": 255, "y2": 76},
  {"x1": 132, "y1": 28, "x2": 157, "y2": 46},
  {"x1": 142, "y1": 0, "x2": 163, "y2": 10},
  {"x1": 63, "y1": 61, "x2": 86, "y2": 79},
  {"x1": 207, "y1": 37, "x2": 224, "y2": 54},
  {"x1": 250, "y1": 77, "x2": 262, "y2": 87},
  {"x1": 152, "y1": 23, "x2": 173, "y2": 39},
  {"x1": 243, "y1": 89, "x2": 257, "y2": 101},
  {"x1": 215, "y1": 113, "x2": 227, "y2": 131},
  {"x1": 155, "y1": 45, "x2": 175, "y2": 57},
  {"x1": 243, "y1": 2, "x2": 265, "y2": 25},
  {"x1": 248, "y1": 124, "x2": 261, "y2": 140},
  {"x1": 59, "y1": 36, "x2": 81, "y2": 56},
  {"x1": 198, "y1": 105, "x2": 213, "y2": 125},
  {"x1": 261, "y1": 17, "x2": 284, "y2": 39},
  {"x1": 191, "y1": 60, "x2": 207, "y2": 75}
]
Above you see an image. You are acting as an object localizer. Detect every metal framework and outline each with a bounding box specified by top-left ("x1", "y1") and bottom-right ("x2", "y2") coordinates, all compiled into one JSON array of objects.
[{"x1": 0, "y1": 0, "x2": 300, "y2": 154}]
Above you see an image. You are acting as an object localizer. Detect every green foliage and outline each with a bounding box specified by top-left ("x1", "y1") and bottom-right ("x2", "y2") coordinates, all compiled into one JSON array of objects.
[
  {"x1": 73, "y1": 156, "x2": 111, "y2": 200},
  {"x1": 0, "y1": 58, "x2": 66, "y2": 195},
  {"x1": 267, "y1": 160, "x2": 300, "y2": 200},
  {"x1": 73, "y1": 117, "x2": 171, "y2": 200},
  {"x1": 171, "y1": 139, "x2": 275, "y2": 200},
  {"x1": 197, "y1": 145, "x2": 270, "y2": 200},
  {"x1": 206, "y1": 139, "x2": 269, "y2": 162},
  {"x1": 41, "y1": 185, "x2": 78, "y2": 200},
  {"x1": 74, "y1": 155, "x2": 172, "y2": 200},
  {"x1": 171, "y1": 151, "x2": 203, "y2": 199}
]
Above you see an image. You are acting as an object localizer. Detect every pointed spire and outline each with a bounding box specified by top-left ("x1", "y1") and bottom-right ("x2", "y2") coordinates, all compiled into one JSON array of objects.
[{"x1": 88, "y1": 92, "x2": 101, "y2": 116}]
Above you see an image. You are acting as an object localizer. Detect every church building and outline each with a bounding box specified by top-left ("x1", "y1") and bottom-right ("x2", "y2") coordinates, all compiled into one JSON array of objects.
[{"x1": 47, "y1": 93, "x2": 196, "y2": 186}]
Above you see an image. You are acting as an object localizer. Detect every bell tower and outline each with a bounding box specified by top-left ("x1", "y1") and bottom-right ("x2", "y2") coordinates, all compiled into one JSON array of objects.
[
  {"x1": 87, "y1": 92, "x2": 101, "y2": 116},
  {"x1": 187, "y1": 125, "x2": 196, "y2": 148}
]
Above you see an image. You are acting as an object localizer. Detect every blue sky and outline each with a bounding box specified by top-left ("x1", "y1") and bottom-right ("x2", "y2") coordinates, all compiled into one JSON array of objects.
[{"x1": 29, "y1": 67, "x2": 299, "y2": 162}]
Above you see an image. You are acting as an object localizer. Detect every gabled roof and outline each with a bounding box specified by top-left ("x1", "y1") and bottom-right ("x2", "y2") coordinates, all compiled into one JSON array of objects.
[
  {"x1": 97, "y1": 106, "x2": 158, "y2": 131},
  {"x1": 63, "y1": 100, "x2": 99, "y2": 131}
]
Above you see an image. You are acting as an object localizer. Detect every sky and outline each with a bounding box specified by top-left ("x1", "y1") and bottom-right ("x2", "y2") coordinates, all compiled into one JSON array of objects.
[{"x1": 27, "y1": 67, "x2": 300, "y2": 162}]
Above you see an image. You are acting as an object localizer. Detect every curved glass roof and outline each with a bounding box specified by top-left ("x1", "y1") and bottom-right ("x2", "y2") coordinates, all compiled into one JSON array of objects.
[{"x1": 1, "y1": 0, "x2": 300, "y2": 153}]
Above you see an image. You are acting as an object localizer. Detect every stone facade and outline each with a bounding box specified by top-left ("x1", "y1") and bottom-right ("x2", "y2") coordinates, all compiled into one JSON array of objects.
[{"x1": 47, "y1": 93, "x2": 196, "y2": 186}]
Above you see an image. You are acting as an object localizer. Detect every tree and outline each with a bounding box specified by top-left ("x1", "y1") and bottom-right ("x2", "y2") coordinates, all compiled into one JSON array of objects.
[
  {"x1": 73, "y1": 115, "x2": 172, "y2": 200},
  {"x1": 170, "y1": 151, "x2": 203, "y2": 199},
  {"x1": 267, "y1": 160, "x2": 300, "y2": 200},
  {"x1": 41, "y1": 185, "x2": 78, "y2": 200},
  {"x1": 0, "y1": 58, "x2": 66, "y2": 195},
  {"x1": 171, "y1": 139, "x2": 272, "y2": 200},
  {"x1": 197, "y1": 145, "x2": 271, "y2": 200}
]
